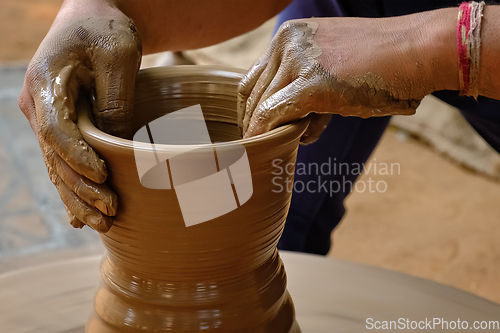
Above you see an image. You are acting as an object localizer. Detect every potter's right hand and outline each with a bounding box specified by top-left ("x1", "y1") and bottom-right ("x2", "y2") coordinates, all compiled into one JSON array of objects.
[
  {"x1": 237, "y1": 12, "x2": 461, "y2": 143},
  {"x1": 18, "y1": 0, "x2": 142, "y2": 232}
]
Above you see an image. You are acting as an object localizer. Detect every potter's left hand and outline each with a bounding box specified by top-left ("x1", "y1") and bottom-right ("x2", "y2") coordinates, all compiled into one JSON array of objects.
[
  {"x1": 18, "y1": 0, "x2": 142, "y2": 232},
  {"x1": 238, "y1": 14, "x2": 458, "y2": 144}
]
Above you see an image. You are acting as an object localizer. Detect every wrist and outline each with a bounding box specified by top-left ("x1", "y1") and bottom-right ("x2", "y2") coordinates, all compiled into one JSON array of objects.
[
  {"x1": 407, "y1": 8, "x2": 460, "y2": 95},
  {"x1": 54, "y1": 0, "x2": 124, "y2": 23},
  {"x1": 477, "y1": 5, "x2": 500, "y2": 99},
  {"x1": 49, "y1": 0, "x2": 145, "y2": 52}
]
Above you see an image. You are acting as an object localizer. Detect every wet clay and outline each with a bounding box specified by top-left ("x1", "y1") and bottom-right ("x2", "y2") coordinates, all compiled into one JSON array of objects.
[
  {"x1": 302, "y1": 22, "x2": 322, "y2": 66},
  {"x1": 77, "y1": 66, "x2": 309, "y2": 332},
  {"x1": 238, "y1": 18, "x2": 429, "y2": 140},
  {"x1": 19, "y1": 15, "x2": 142, "y2": 232}
]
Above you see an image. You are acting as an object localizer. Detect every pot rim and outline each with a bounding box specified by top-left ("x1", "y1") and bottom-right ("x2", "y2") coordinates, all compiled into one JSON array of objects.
[{"x1": 77, "y1": 65, "x2": 309, "y2": 152}]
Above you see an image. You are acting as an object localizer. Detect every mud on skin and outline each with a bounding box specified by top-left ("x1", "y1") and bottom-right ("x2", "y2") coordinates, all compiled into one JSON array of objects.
[
  {"x1": 238, "y1": 17, "x2": 434, "y2": 142},
  {"x1": 18, "y1": 16, "x2": 142, "y2": 232}
]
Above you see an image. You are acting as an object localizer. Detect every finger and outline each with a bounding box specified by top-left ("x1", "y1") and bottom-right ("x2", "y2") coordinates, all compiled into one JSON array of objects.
[
  {"x1": 237, "y1": 58, "x2": 268, "y2": 133},
  {"x1": 64, "y1": 205, "x2": 85, "y2": 229},
  {"x1": 236, "y1": 29, "x2": 285, "y2": 132},
  {"x1": 244, "y1": 77, "x2": 312, "y2": 138},
  {"x1": 34, "y1": 60, "x2": 108, "y2": 184},
  {"x1": 18, "y1": 84, "x2": 38, "y2": 133},
  {"x1": 92, "y1": 19, "x2": 142, "y2": 139},
  {"x1": 300, "y1": 113, "x2": 332, "y2": 145},
  {"x1": 39, "y1": 140, "x2": 112, "y2": 232},
  {"x1": 49, "y1": 146, "x2": 117, "y2": 216},
  {"x1": 52, "y1": 172, "x2": 113, "y2": 233},
  {"x1": 242, "y1": 52, "x2": 284, "y2": 134},
  {"x1": 242, "y1": 63, "x2": 298, "y2": 135}
]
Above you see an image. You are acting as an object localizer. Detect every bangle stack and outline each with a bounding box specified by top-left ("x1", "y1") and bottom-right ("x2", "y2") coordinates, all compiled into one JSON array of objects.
[{"x1": 457, "y1": 1, "x2": 485, "y2": 97}]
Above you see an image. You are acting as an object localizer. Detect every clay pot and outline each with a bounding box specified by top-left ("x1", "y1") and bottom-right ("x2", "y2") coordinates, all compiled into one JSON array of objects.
[{"x1": 77, "y1": 66, "x2": 308, "y2": 332}]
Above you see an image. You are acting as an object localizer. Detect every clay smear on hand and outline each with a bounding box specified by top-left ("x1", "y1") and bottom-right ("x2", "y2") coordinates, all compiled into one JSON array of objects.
[
  {"x1": 303, "y1": 21, "x2": 322, "y2": 66},
  {"x1": 20, "y1": 15, "x2": 141, "y2": 232}
]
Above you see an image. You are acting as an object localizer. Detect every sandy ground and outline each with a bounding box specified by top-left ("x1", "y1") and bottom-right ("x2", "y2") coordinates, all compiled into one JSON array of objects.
[{"x1": 1, "y1": 0, "x2": 499, "y2": 305}]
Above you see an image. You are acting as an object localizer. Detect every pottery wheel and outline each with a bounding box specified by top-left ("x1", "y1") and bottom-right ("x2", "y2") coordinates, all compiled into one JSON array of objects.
[{"x1": 1, "y1": 251, "x2": 499, "y2": 333}]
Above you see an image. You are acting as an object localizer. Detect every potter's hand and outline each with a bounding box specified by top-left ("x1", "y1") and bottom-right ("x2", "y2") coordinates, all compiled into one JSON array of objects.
[
  {"x1": 18, "y1": 3, "x2": 141, "y2": 232},
  {"x1": 238, "y1": 15, "x2": 453, "y2": 144}
]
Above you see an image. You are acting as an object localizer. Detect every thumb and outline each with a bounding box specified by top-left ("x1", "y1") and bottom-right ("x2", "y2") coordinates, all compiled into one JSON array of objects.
[
  {"x1": 92, "y1": 19, "x2": 142, "y2": 138},
  {"x1": 300, "y1": 113, "x2": 332, "y2": 145}
]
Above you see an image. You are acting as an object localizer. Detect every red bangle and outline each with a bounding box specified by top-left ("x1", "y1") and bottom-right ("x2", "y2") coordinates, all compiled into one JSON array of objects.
[
  {"x1": 457, "y1": 2, "x2": 472, "y2": 95},
  {"x1": 457, "y1": 1, "x2": 485, "y2": 97}
]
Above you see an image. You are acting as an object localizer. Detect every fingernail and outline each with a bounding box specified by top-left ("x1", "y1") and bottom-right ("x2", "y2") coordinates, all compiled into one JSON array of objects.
[
  {"x1": 97, "y1": 220, "x2": 112, "y2": 233},
  {"x1": 87, "y1": 215, "x2": 112, "y2": 233},
  {"x1": 87, "y1": 168, "x2": 107, "y2": 184},
  {"x1": 94, "y1": 199, "x2": 109, "y2": 215},
  {"x1": 69, "y1": 217, "x2": 84, "y2": 229}
]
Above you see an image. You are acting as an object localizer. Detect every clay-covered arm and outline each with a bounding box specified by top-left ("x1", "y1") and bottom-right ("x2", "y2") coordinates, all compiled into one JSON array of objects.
[{"x1": 238, "y1": 6, "x2": 500, "y2": 143}]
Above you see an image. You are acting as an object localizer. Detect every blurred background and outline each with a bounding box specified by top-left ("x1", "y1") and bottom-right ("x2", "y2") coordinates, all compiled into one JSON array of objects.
[{"x1": 0, "y1": 0, "x2": 499, "y2": 304}]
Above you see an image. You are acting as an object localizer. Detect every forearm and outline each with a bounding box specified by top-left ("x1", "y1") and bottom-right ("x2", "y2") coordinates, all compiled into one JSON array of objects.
[
  {"x1": 411, "y1": 5, "x2": 500, "y2": 100},
  {"x1": 477, "y1": 5, "x2": 500, "y2": 99},
  {"x1": 409, "y1": 7, "x2": 459, "y2": 94},
  {"x1": 119, "y1": 0, "x2": 291, "y2": 53},
  {"x1": 55, "y1": 0, "x2": 291, "y2": 55}
]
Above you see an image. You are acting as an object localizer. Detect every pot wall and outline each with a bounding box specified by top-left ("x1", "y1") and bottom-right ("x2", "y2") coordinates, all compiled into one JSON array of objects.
[{"x1": 79, "y1": 66, "x2": 308, "y2": 332}]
